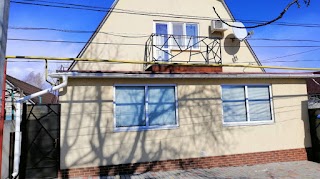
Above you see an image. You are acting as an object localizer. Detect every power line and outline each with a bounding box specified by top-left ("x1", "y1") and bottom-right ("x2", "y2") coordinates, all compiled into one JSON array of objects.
[
  {"x1": 9, "y1": 26, "x2": 320, "y2": 43},
  {"x1": 20, "y1": 0, "x2": 110, "y2": 10},
  {"x1": 262, "y1": 48, "x2": 320, "y2": 61},
  {"x1": 5, "y1": 55, "x2": 320, "y2": 71},
  {"x1": 7, "y1": 38, "x2": 145, "y2": 46},
  {"x1": 5, "y1": 55, "x2": 320, "y2": 65},
  {"x1": 11, "y1": 0, "x2": 109, "y2": 12},
  {"x1": 9, "y1": 1, "x2": 320, "y2": 64},
  {"x1": 9, "y1": 26, "x2": 151, "y2": 38},
  {"x1": 10, "y1": 0, "x2": 320, "y2": 28},
  {"x1": 262, "y1": 59, "x2": 320, "y2": 63},
  {"x1": 249, "y1": 38, "x2": 320, "y2": 43},
  {"x1": 6, "y1": 59, "x2": 320, "y2": 64},
  {"x1": 212, "y1": 0, "x2": 310, "y2": 29},
  {"x1": 8, "y1": 38, "x2": 320, "y2": 48},
  {"x1": 236, "y1": 59, "x2": 320, "y2": 63}
]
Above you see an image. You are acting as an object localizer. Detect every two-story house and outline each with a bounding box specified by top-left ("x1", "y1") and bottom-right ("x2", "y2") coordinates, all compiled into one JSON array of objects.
[{"x1": 49, "y1": 0, "x2": 314, "y2": 177}]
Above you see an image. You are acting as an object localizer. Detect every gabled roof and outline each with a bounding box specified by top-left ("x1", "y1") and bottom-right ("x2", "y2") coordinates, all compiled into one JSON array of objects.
[
  {"x1": 68, "y1": 0, "x2": 120, "y2": 70},
  {"x1": 221, "y1": 1, "x2": 264, "y2": 72},
  {"x1": 68, "y1": 0, "x2": 264, "y2": 72},
  {"x1": 6, "y1": 75, "x2": 58, "y2": 104}
]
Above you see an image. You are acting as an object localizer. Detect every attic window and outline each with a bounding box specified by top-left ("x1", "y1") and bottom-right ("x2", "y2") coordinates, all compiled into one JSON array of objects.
[{"x1": 154, "y1": 22, "x2": 199, "y2": 50}]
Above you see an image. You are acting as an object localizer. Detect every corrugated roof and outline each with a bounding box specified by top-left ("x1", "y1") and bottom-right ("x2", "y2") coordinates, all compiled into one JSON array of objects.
[{"x1": 6, "y1": 75, "x2": 58, "y2": 104}]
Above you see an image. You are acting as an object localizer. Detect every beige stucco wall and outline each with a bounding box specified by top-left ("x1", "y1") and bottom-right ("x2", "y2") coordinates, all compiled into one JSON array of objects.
[
  {"x1": 59, "y1": 78, "x2": 310, "y2": 169},
  {"x1": 73, "y1": 0, "x2": 262, "y2": 73}
]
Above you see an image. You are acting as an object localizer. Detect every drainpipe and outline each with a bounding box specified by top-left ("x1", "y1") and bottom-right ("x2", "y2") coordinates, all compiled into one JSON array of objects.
[
  {"x1": 11, "y1": 89, "x2": 14, "y2": 120},
  {"x1": 12, "y1": 75, "x2": 68, "y2": 178}
]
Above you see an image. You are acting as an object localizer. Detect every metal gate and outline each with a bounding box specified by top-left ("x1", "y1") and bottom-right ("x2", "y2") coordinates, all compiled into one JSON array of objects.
[{"x1": 19, "y1": 104, "x2": 60, "y2": 178}]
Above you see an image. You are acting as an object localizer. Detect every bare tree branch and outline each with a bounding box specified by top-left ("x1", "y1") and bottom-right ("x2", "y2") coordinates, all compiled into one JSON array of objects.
[
  {"x1": 23, "y1": 71, "x2": 46, "y2": 89},
  {"x1": 213, "y1": 0, "x2": 310, "y2": 29}
]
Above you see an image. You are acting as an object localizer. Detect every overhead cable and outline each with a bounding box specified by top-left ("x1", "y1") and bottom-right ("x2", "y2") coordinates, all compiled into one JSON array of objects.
[
  {"x1": 5, "y1": 55, "x2": 320, "y2": 71},
  {"x1": 11, "y1": 0, "x2": 320, "y2": 28},
  {"x1": 9, "y1": 26, "x2": 320, "y2": 42},
  {"x1": 7, "y1": 38, "x2": 320, "y2": 48},
  {"x1": 212, "y1": 0, "x2": 310, "y2": 29}
]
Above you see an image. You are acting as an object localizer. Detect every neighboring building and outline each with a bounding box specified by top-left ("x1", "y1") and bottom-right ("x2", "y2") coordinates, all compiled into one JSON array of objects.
[
  {"x1": 306, "y1": 78, "x2": 320, "y2": 109},
  {"x1": 2, "y1": 75, "x2": 58, "y2": 179},
  {"x1": 5, "y1": 75, "x2": 57, "y2": 120},
  {"x1": 51, "y1": 0, "x2": 316, "y2": 177}
]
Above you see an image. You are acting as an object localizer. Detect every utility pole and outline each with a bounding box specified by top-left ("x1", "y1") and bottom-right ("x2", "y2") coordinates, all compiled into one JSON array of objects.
[{"x1": 0, "y1": 0, "x2": 10, "y2": 178}]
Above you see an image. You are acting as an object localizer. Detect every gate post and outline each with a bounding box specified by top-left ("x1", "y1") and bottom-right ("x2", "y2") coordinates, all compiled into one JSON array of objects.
[{"x1": 18, "y1": 103, "x2": 28, "y2": 178}]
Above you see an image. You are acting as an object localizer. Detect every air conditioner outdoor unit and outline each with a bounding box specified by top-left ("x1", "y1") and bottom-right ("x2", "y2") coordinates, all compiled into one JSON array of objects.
[{"x1": 211, "y1": 20, "x2": 228, "y2": 33}]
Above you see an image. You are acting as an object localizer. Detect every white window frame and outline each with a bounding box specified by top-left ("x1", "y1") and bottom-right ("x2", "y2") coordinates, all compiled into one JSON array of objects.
[
  {"x1": 113, "y1": 84, "x2": 179, "y2": 132},
  {"x1": 221, "y1": 84, "x2": 275, "y2": 126},
  {"x1": 153, "y1": 21, "x2": 200, "y2": 50}
]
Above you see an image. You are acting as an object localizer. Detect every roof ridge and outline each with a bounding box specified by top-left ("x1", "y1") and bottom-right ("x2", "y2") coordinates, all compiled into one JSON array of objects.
[{"x1": 6, "y1": 74, "x2": 58, "y2": 104}]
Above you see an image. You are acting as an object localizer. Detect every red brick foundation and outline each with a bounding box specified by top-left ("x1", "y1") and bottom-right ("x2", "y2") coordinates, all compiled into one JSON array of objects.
[{"x1": 58, "y1": 148, "x2": 311, "y2": 178}]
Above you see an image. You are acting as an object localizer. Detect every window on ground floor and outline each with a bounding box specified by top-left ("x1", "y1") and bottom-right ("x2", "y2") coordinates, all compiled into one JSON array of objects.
[
  {"x1": 221, "y1": 85, "x2": 274, "y2": 125},
  {"x1": 114, "y1": 85, "x2": 178, "y2": 131}
]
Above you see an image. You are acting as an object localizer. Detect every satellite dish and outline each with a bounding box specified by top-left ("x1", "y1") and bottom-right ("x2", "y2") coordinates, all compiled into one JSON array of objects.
[{"x1": 232, "y1": 22, "x2": 248, "y2": 41}]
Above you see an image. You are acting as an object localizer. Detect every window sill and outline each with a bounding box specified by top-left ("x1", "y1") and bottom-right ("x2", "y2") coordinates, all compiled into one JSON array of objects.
[
  {"x1": 223, "y1": 121, "x2": 274, "y2": 127},
  {"x1": 114, "y1": 125, "x2": 179, "y2": 132}
]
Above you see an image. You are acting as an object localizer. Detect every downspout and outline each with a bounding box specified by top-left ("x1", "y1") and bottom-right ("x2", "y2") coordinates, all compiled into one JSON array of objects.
[
  {"x1": 11, "y1": 89, "x2": 14, "y2": 120},
  {"x1": 11, "y1": 75, "x2": 68, "y2": 178}
]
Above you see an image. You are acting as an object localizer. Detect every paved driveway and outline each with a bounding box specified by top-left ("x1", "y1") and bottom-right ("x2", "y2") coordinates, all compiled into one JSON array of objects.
[{"x1": 98, "y1": 161, "x2": 320, "y2": 179}]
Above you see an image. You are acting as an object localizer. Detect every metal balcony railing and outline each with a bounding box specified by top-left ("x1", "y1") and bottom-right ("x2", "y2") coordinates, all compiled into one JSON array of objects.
[{"x1": 144, "y1": 33, "x2": 222, "y2": 69}]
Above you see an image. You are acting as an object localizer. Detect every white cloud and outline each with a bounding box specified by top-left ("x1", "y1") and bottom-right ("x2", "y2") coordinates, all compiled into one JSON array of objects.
[{"x1": 6, "y1": 29, "x2": 83, "y2": 80}]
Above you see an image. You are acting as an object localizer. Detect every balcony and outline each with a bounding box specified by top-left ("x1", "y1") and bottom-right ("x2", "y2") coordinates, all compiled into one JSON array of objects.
[{"x1": 144, "y1": 34, "x2": 222, "y2": 72}]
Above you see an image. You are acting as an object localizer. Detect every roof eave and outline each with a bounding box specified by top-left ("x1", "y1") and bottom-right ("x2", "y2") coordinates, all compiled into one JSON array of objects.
[{"x1": 49, "y1": 72, "x2": 320, "y2": 79}]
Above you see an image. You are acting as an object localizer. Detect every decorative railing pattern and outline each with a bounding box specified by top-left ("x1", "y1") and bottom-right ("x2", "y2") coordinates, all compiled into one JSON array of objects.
[{"x1": 144, "y1": 34, "x2": 222, "y2": 69}]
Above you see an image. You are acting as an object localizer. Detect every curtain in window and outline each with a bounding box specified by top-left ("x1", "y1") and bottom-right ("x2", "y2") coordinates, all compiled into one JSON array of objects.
[
  {"x1": 222, "y1": 85, "x2": 272, "y2": 123},
  {"x1": 222, "y1": 86, "x2": 247, "y2": 122},
  {"x1": 148, "y1": 86, "x2": 176, "y2": 126},
  {"x1": 172, "y1": 23, "x2": 184, "y2": 48},
  {"x1": 115, "y1": 86, "x2": 146, "y2": 127},
  {"x1": 248, "y1": 86, "x2": 272, "y2": 121}
]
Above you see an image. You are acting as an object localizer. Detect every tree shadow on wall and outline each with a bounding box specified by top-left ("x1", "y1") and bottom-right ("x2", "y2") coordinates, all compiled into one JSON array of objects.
[{"x1": 58, "y1": 79, "x2": 238, "y2": 178}]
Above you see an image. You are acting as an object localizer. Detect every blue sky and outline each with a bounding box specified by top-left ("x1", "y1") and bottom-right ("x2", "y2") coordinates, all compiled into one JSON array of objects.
[
  {"x1": 226, "y1": 0, "x2": 320, "y2": 71},
  {"x1": 7, "y1": 0, "x2": 113, "y2": 79},
  {"x1": 6, "y1": 0, "x2": 320, "y2": 79}
]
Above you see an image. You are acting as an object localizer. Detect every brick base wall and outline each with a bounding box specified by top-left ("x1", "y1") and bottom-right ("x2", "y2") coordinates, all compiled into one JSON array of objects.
[{"x1": 59, "y1": 148, "x2": 311, "y2": 178}]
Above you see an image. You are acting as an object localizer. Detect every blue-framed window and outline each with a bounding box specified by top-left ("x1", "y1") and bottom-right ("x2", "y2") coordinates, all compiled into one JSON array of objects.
[
  {"x1": 114, "y1": 85, "x2": 178, "y2": 131},
  {"x1": 221, "y1": 85, "x2": 273, "y2": 124}
]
